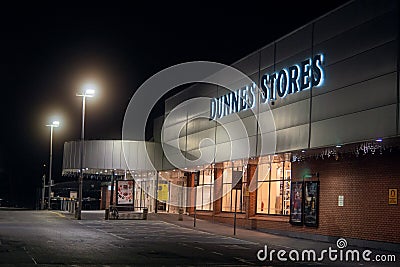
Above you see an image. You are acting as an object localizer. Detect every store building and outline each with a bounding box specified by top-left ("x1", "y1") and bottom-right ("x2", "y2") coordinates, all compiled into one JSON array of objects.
[{"x1": 63, "y1": 0, "x2": 400, "y2": 246}]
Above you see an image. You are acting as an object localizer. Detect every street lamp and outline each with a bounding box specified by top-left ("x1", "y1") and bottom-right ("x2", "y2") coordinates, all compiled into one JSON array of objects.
[
  {"x1": 76, "y1": 84, "x2": 95, "y2": 220},
  {"x1": 41, "y1": 164, "x2": 46, "y2": 210},
  {"x1": 45, "y1": 120, "x2": 60, "y2": 210}
]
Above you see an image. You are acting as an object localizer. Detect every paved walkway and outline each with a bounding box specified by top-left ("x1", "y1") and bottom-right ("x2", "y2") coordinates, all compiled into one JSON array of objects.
[
  {"x1": 149, "y1": 213, "x2": 370, "y2": 251},
  {"x1": 65, "y1": 210, "x2": 400, "y2": 265},
  {"x1": 149, "y1": 213, "x2": 322, "y2": 250}
]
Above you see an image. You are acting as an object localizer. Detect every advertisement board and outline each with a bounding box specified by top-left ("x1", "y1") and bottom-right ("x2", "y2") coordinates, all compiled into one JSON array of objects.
[
  {"x1": 157, "y1": 181, "x2": 169, "y2": 202},
  {"x1": 304, "y1": 181, "x2": 319, "y2": 227},
  {"x1": 289, "y1": 182, "x2": 303, "y2": 225},
  {"x1": 70, "y1": 191, "x2": 77, "y2": 199},
  {"x1": 117, "y1": 180, "x2": 134, "y2": 205}
]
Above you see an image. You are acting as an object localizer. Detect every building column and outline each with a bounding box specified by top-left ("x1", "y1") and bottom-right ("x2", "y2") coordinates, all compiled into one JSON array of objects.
[
  {"x1": 187, "y1": 172, "x2": 195, "y2": 215},
  {"x1": 246, "y1": 163, "x2": 258, "y2": 229},
  {"x1": 213, "y1": 164, "x2": 224, "y2": 215}
]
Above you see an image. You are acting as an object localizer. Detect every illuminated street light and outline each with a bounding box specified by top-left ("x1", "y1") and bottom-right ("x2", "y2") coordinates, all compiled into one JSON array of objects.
[
  {"x1": 45, "y1": 120, "x2": 60, "y2": 210},
  {"x1": 76, "y1": 84, "x2": 96, "y2": 220},
  {"x1": 80, "y1": 84, "x2": 96, "y2": 98}
]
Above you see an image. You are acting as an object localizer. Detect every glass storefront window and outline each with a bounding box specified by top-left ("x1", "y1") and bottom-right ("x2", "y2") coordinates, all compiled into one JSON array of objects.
[
  {"x1": 160, "y1": 170, "x2": 187, "y2": 213},
  {"x1": 132, "y1": 171, "x2": 157, "y2": 212},
  {"x1": 256, "y1": 154, "x2": 291, "y2": 215},
  {"x1": 221, "y1": 162, "x2": 246, "y2": 212},
  {"x1": 196, "y1": 168, "x2": 214, "y2": 211},
  {"x1": 256, "y1": 181, "x2": 269, "y2": 212}
]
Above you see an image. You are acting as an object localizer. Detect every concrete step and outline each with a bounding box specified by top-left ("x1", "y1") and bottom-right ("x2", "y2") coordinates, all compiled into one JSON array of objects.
[{"x1": 112, "y1": 212, "x2": 146, "y2": 220}]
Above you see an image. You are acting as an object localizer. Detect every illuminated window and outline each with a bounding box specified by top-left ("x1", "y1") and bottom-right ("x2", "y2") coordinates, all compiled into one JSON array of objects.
[
  {"x1": 221, "y1": 161, "x2": 247, "y2": 212},
  {"x1": 196, "y1": 168, "x2": 214, "y2": 211},
  {"x1": 256, "y1": 155, "x2": 291, "y2": 215}
]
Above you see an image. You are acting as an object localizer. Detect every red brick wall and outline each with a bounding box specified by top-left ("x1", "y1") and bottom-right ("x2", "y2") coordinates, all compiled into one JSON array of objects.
[
  {"x1": 246, "y1": 164, "x2": 257, "y2": 229},
  {"x1": 187, "y1": 173, "x2": 195, "y2": 214},
  {"x1": 189, "y1": 152, "x2": 400, "y2": 244},
  {"x1": 291, "y1": 152, "x2": 400, "y2": 243},
  {"x1": 213, "y1": 165, "x2": 223, "y2": 214}
]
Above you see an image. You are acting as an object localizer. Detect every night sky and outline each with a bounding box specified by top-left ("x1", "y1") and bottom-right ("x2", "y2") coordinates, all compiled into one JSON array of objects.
[{"x1": 0, "y1": 1, "x2": 349, "y2": 207}]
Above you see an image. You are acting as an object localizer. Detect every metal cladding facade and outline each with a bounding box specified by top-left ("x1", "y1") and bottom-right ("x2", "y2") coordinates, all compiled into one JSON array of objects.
[
  {"x1": 62, "y1": 140, "x2": 162, "y2": 172},
  {"x1": 161, "y1": 0, "x2": 398, "y2": 159},
  {"x1": 63, "y1": 0, "x2": 399, "y2": 170}
]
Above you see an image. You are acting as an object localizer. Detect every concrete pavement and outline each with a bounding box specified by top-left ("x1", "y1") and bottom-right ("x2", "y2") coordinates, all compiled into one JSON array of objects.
[
  {"x1": 148, "y1": 213, "x2": 400, "y2": 262},
  {"x1": 0, "y1": 210, "x2": 263, "y2": 266},
  {"x1": 1, "y1": 209, "x2": 399, "y2": 266},
  {"x1": 66, "y1": 210, "x2": 400, "y2": 266}
]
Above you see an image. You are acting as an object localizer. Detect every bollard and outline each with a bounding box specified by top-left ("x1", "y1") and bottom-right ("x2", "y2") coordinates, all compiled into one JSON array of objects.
[
  {"x1": 105, "y1": 208, "x2": 109, "y2": 220},
  {"x1": 178, "y1": 208, "x2": 184, "y2": 221},
  {"x1": 74, "y1": 202, "x2": 78, "y2": 218},
  {"x1": 143, "y1": 207, "x2": 148, "y2": 220}
]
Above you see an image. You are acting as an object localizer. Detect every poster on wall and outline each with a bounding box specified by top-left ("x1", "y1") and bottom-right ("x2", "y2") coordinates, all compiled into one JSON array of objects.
[
  {"x1": 289, "y1": 182, "x2": 303, "y2": 225},
  {"x1": 157, "y1": 181, "x2": 169, "y2": 202},
  {"x1": 304, "y1": 181, "x2": 319, "y2": 227},
  {"x1": 117, "y1": 180, "x2": 134, "y2": 205},
  {"x1": 69, "y1": 191, "x2": 77, "y2": 199}
]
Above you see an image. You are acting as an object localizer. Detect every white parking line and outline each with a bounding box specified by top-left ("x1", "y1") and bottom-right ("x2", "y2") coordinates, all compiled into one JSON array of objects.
[
  {"x1": 23, "y1": 246, "x2": 37, "y2": 265},
  {"x1": 82, "y1": 224, "x2": 127, "y2": 240},
  {"x1": 96, "y1": 228, "x2": 127, "y2": 240},
  {"x1": 234, "y1": 257, "x2": 254, "y2": 265},
  {"x1": 159, "y1": 221, "x2": 257, "y2": 245}
]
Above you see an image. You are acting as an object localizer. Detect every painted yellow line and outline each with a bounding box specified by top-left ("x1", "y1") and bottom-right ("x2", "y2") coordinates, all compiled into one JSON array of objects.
[{"x1": 49, "y1": 211, "x2": 66, "y2": 218}]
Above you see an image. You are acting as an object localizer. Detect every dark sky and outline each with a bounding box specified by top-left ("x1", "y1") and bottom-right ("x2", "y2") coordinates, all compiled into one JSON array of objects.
[{"x1": 0, "y1": 1, "x2": 349, "y2": 207}]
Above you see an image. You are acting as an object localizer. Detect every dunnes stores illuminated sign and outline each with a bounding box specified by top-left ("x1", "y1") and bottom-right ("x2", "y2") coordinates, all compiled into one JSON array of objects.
[{"x1": 210, "y1": 54, "x2": 324, "y2": 120}]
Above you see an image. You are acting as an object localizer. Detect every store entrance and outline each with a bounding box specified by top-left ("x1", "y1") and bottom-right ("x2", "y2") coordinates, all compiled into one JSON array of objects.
[{"x1": 157, "y1": 202, "x2": 166, "y2": 211}]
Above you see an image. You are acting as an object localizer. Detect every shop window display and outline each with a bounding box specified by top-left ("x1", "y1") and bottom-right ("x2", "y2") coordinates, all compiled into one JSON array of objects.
[
  {"x1": 304, "y1": 181, "x2": 319, "y2": 227},
  {"x1": 221, "y1": 161, "x2": 246, "y2": 212},
  {"x1": 133, "y1": 171, "x2": 157, "y2": 212},
  {"x1": 256, "y1": 155, "x2": 291, "y2": 215},
  {"x1": 160, "y1": 171, "x2": 187, "y2": 213},
  {"x1": 196, "y1": 168, "x2": 214, "y2": 211},
  {"x1": 289, "y1": 182, "x2": 303, "y2": 224}
]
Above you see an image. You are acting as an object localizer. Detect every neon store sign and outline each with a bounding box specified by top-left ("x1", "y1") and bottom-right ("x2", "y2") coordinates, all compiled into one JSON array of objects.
[{"x1": 210, "y1": 54, "x2": 324, "y2": 120}]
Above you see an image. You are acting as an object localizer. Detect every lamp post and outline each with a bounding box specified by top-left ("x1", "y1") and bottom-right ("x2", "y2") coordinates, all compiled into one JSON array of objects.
[
  {"x1": 76, "y1": 85, "x2": 95, "y2": 220},
  {"x1": 45, "y1": 120, "x2": 60, "y2": 210},
  {"x1": 41, "y1": 164, "x2": 46, "y2": 210},
  {"x1": 41, "y1": 174, "x2": 45, "y2": 210}
]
